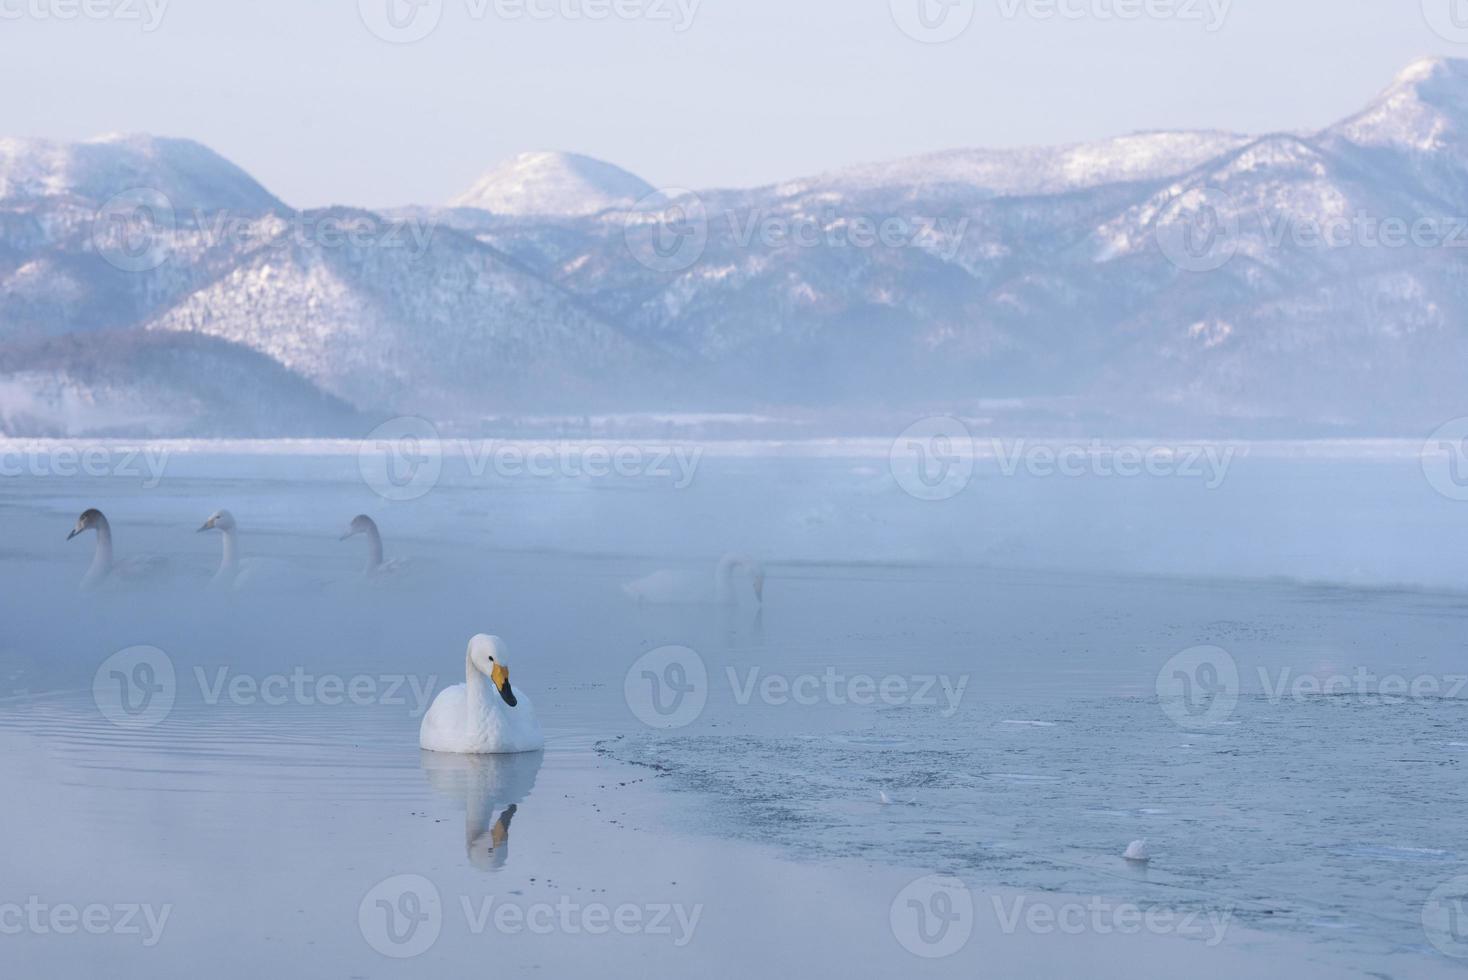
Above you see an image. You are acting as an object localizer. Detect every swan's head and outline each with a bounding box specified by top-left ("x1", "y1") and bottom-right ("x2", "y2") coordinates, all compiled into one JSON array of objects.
[
  {"x1": 341, "y1": 514, "x2": 378, "y2": 541},
  {"x1": 198, "y1": 509, "x2": 236, "y2": 533},
  {"x1": 468, "y1": 634, "x2": 518, "y2": 708},
  {"x1": 67, "y1": 508, "x2": 104, "y2": 541}
]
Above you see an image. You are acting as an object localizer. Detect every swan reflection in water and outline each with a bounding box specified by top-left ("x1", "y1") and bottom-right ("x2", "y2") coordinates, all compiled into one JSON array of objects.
[{"x1": 421, "y1": 750, "x2": 544, "y2": 871}]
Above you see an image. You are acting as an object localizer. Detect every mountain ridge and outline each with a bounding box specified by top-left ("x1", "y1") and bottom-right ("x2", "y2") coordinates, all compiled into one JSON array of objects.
[{"x1": 3, "y1": 58, "x2": 1468, "y2": 435}]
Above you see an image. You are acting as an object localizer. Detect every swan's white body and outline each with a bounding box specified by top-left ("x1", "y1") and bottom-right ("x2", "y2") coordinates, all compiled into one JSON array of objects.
[
  {"x1": 68, "y1": 510, "x2": 166, "y2": 591},
  {"x1": 420, "y1": 636, "x2": 544, "y2": 755},
  {"x1": 342, "y1": 514, "x2": 410, "y2": 581},
  {"x1": 422, "y1": 750, "x2": 543, "y2": 870},
  {"x1": 623, "y1": 554, "x2": 765, "y2": 606},
  {"x1": 199, "y1": 509, "x2": 314, "y2": 592}
]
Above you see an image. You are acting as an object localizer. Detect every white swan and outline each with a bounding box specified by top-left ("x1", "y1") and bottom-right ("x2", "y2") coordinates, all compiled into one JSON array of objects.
[
  {"x1": 420, "y1": 635, "x2": 544, "y2": 755},
  {"x1": 197, "y1": 509, "x2": 315, "y2": 592},
  {"x1": 622, "y1": 554, "x2": 766, "y2": 606},
  {"x1": 422, "y1": 751, "x2": 543, "y2": 870},
  {"x1": 67, "y1": 509, "x2": 166, "y2": 590},
  {"x1": 340, "y1": 514, "x2": 409, "y2": 580}
]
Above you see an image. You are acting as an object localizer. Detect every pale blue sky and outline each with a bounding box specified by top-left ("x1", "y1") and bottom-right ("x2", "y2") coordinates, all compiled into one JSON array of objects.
[{"x1": 0, "y1": 0, "x2": 1458, "y2": 208}]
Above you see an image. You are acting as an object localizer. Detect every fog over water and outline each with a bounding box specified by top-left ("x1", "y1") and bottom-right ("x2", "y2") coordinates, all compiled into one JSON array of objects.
[{"x1": 1, "y1": 440, "x2": 1467, "y2": 975}]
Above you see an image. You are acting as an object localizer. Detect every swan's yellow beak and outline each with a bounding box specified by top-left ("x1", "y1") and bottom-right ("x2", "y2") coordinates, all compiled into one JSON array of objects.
[{"x1": 491, "y1": 663, "x2": 517, "y2": 707}]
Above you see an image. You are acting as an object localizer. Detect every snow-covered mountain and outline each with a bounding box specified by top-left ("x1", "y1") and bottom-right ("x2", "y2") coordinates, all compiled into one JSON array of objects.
[
  {"x1": 0, "y1": 133, "x2": 283, "y2": 213},
  {"x1": 4, "y1": 59, "x2": 1468, "y2": 435},
  {"x1": 449, "y1": 151, "x2": 655, "y2": 217}
]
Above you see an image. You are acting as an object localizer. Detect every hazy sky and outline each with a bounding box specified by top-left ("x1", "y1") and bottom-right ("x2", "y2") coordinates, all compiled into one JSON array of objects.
[{"x1": 0, "y1": 0, "x2": 1459, "y2": 208}]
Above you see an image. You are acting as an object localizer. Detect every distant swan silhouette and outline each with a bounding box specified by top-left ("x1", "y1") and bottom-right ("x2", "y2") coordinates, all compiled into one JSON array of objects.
[
  {"x1": 197, "y1": 509, "x2": 312, "y2": 591},
  {"x1": 67, "y1": 509, "x2": 166, "y2": 590},
  {"x1": 420, "y1": 635, "x2": 544, "y2": 755},
  {"x1": 340, "y1": 514, "x2": 409, "y2": 580},
  {"x1": 623, "y1": 554, "x2": 766, "y2": 606}
]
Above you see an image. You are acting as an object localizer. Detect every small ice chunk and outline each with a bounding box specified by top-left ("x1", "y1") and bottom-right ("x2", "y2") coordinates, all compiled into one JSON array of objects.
[{"x1": 1124, "y1": 840, "x2": 1151, "y2": 862}]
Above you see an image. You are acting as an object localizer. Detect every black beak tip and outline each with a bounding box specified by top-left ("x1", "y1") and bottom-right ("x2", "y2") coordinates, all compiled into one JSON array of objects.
[
  {"x1": 66, "y1": 529, "x2": 79, "y2": 541},
  {"x1": 499, "y1": 683, "x2": 518, "y2": 708}
]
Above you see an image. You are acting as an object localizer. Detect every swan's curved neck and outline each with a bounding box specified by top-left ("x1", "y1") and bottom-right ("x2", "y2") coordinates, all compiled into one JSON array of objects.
[
  {"x1": 363, "y1": 524, "x2": 384, "y2": 571},
  {"x1": 465, "y1": 652, "x2": 495, "y2": 720},
  {"x1": 90, "y1": 516, "x2": 114, "y2": 575},
  {"x1": 81, "y1": 517, "x2": 114, "y2": 588},
  {"x1": 217, "y1": 527, "x2": 240, "y2": 578}
]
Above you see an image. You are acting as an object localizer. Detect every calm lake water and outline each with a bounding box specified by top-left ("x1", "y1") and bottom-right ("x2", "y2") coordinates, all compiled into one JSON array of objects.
[{"x1": 1, "y1": 441, "x2": 1466, "y2": 975}]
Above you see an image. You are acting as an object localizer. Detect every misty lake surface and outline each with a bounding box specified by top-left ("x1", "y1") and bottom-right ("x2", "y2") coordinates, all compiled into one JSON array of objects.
[{"x1": 1, "y1": 441, "x2": 1467, "y2": 976}]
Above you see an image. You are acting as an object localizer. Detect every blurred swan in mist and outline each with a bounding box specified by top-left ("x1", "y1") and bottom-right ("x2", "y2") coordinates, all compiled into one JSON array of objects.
[
  {"x1": 421, "y1": 635, "x2": 544, "y2": 754},
  {"x1": 67, "y1": 509, "x2": 166, "y2": 590},
  {"x1": 198, "y1": 509, "x2": 316, "y2": 591},
  {"x1": 422, "y1": 750, "x2": 543, "y2": 870},
  {"x1": 340, "y1": 514, "x2": 409, "y2": 581},
  {"x1": 623, "y1": 554, "x2": 766, "y2": 606}
]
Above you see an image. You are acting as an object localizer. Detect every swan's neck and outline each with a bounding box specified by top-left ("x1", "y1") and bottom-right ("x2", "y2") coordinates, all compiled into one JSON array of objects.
[
  {"x1": 89, "y1": 517, "x2": 115, "y2": 578},
  {"x1": 217, "y1": 527, "x2": 240, "y2": 578},
  {"x1": 364, "y1": 525, "x2": 384, "y2": 571},
  {"x1": 465, "y1": 654, "x2": 497, "y2": 722}
]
